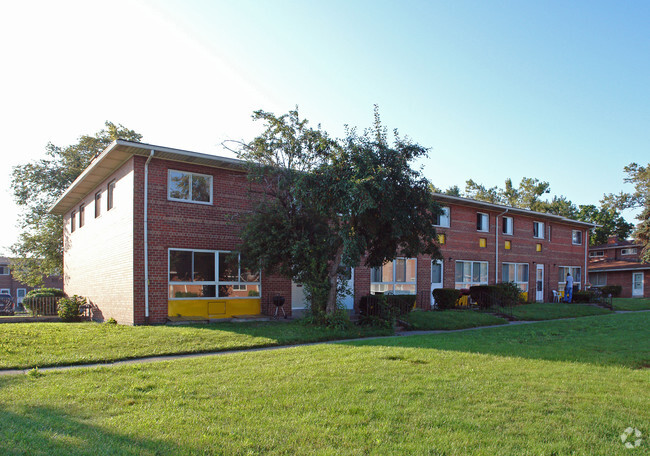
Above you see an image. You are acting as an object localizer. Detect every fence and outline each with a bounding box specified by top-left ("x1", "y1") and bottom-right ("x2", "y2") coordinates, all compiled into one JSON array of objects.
[{"x1": 22, "y1": 296, "x2": 60, "y2": 316}]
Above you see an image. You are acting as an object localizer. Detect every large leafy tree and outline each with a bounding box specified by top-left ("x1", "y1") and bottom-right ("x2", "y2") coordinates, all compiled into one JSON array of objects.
[
  {"x1": 236, "y1": 108, "x2": 443, "y2": 316},
  {"x1": 603, "y1": 163, "x2": 650, "y2": 262},
  {"x1": 11, "y1": 122, "x2": 142, "y2": 285}
]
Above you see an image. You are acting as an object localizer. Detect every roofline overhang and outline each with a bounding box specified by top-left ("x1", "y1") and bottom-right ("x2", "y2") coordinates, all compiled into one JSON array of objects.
[
  {"x1": 431, "y1": 192, "x2": 598, "y2": 228},
  {"x1": 588, "y1": 265, "x2": 650, "y2": 272},
  {"x1": 49, "y1": 140, "x2": 246, "y2": 215}
]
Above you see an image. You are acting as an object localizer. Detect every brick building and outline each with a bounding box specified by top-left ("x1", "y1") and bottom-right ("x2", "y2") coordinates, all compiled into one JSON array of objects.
[
  {"x1": 588, "y1": 237, "x2": 648, "y2": 298},
  {"x1": 0, "y1": 256, "x2": 62, "y2": 307},
  {"x1": 51, "y1": 140, "x2": 594, "y2": 324}
]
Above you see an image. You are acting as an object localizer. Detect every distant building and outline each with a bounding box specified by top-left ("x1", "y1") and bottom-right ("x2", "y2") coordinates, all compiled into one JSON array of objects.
[
  {"x1": 0, "y1": 256, "x2": 63, "y2": 306},
  {"x1": 50, "y1": 140, "x2": 595, "y2": 324},
  {"x1": 588, "y1": 237, "x2": 648, "y2": 298}
]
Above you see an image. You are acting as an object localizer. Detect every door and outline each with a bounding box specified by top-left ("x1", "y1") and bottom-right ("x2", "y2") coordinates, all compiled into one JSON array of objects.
[
  {"x1": 291, "y1": 281, "x2": 308, "y2": 310},
  {"x1": 430, "y1": 260, "x2": 444, "y2": 307},
  {"x1": 632, "y1": 272, "x2": 644, "y2": 297},
  {"x1": 340, "y1": 266, "x2": 355, "y2": 310},
  {"x1": 16, "y1": 289, "x2": 26, "y2": 309},
  {"x1": 535, "y1": 264, "x2": 544, "y2": 302}
]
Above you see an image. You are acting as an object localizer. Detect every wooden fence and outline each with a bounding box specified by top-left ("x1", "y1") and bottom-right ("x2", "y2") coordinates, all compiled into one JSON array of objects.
[{"x1": 22, "y1": 296, "x2": 60, "y2": 316}]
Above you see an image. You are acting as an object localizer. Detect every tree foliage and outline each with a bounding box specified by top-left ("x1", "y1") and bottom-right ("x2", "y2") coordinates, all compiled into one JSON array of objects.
[
  {"x1": 11, "y1": 122, "x2": 142, "y2": 285},
  {"x1": 236, "y1": 108, "x2": 443, "y2": 316}
]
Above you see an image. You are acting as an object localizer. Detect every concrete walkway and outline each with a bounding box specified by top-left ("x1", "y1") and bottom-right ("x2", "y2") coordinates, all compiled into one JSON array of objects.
[{"x1": 1, "y1": 309, "x2": 647, "y2": 377}]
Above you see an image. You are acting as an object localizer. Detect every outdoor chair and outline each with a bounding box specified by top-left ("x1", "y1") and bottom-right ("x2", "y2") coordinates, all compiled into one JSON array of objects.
[{"x1": 551, "y1": 290, "x2": 560, "y2": 303}]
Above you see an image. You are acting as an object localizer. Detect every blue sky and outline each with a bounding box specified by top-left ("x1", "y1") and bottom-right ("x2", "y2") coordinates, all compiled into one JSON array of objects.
[{"x1": 1, "y1": 0, "x2": 648, "y2": 253}]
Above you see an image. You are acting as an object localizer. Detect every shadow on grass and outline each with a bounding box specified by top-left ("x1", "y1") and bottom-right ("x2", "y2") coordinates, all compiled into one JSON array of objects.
[
  {"x1": 343, "y1": 312, "x2": 650, "y2": 369},
  {"x1": 0, "y1": 406, "x2": 178, "y2": 456}
]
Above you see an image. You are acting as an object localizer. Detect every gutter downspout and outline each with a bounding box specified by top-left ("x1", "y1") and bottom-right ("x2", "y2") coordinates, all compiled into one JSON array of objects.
[
  {"x1": 584, "y1": 228, "x2": 589, "y2": 289},
  {"x1": 495, "y1": 208, "x2": 509, "y2": 283},
  {"x1": 144, "y1": 150, "x2": 154, "y2": 322}
]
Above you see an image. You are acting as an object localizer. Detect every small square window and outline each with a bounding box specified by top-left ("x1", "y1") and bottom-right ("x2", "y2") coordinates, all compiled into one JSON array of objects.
[
  {"x1": 572, "y1": 230, "x2": 582, "y2": 245},
  {"x1": 505, "y1": 240, "x2": 511, "y2": 250},
  {"x1": 435, "y1": 207, "x2": 450, "y2": 227},
  {"x1": 437, "y1": 234, "x2": 446, "y2": 245},
  {"x1": 479, "y1": 238, "x2": 487, "y2": 248},
  {"x1": 533, "y1": 221, "x2": 544, "y2": 239},
  {"x1": 502, "y1": 216, "x2": 513, "y2": 235},
  {"x1": 477, "y1": 213, "x2": 489, "y2": 232},
  {"x1": 536, "y1": 243, "x2": 542, "y2": 252}
]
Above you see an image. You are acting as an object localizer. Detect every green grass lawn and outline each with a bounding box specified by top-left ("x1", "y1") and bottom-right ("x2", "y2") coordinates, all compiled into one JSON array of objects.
[
  {"x1": 402, "y1": 309, "x2": 508, "y2": 330},
  {"x1": 0, "y1": 312, "x2": 648, "y2": 455},
  {"x1": 0, "y1": 320, "x2": 391, "y2": 370},
  {"x1": 612, "y1": 297, "x2": 650, "y2": 311},
  {"x1": 495, "y1": 302, "x2": 613, "y2": 320}
]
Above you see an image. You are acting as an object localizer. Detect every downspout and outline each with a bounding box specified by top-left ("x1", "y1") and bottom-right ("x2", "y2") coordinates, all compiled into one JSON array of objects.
[
  {"x1": 144, "y1": 150, "x2": 154, "y2": 322},
  {"x1": 584, "y1": 228, "x2": 588, "y2": 289},
  {"x1": 495, "y1": 208, "x2": 509, "y2": 283}
]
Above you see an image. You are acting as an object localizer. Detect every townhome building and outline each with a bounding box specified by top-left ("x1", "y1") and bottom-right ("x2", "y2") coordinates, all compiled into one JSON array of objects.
[
  {"x1": 0, "y1": 256, "x2": 62, "y2": 307},
  {"x1": 51, "y1": 140, "x2": 595, "y2": 324},
  {"x1": 588, "y1": 237, "x2": 648, "y2": 298}
]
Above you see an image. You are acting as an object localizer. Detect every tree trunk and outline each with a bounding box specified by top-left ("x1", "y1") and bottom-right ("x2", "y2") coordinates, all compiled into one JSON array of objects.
[{"x1": 325, "y1": 245, "x2": 344, "y2": 315}]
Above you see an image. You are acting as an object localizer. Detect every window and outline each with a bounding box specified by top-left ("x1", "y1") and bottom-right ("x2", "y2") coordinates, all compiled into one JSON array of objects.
[
  {"x1": 168, "y1": 170, "x2": 212, "y2": 204},
  {"x1": 455, "y1": 261, "x2": 488, "y2": 289},
  {"x1": 0, "y1": 266, "x2": 9, "y2": 275},
  {"x1": 479, "y1": 238, "x2": 487, "y2": 248},
  {"x1": 504, "y1": 240, "x2": 511, "y2": 250},
  {"x1": 502, "y1": 263, "x2": 529, "y2": 292},
  {"x1": 533, "y1": 221, "x2": 544, "y2": 239},
  {"x1": 572, "y1": 230, "x2": 582, "y2": 245},
  {"x1": 169, "y1": 249, "x2": 260, "y2": 299},
  {"x1": 589, "y1": 251, "x2": 604, "y2": 258},
  {"x1": 435, "y1": 207, "x2": 450, "y2": 227},
  {"x1": 370, "y1": 258, "x2": 416, "y2": 295},
  {"x1": 71, "y1": 210, "x2": 76, "y2": 232},
  {"x1": 79, "y1": 204, "x2": 85, "y2": 227},
  {"x1": 0, "y1": 288, "x2": 10, "y2": 295},
  {"x1": 589, "y1": 272, "x2": 607, "y2": 287},
  {"x1": 95, "y1": 192, "x2": 101, "y2": 218},
  {"x1": 476, "y1": 213, "x2": 489, "y2": 232},
  {"x1": 502, "y1": 216, "x2": 513, "y2": 235},
  {"x1": 558, "y1": 266, "x2": 581, "y2": 292},
  {"x1": 621, "y1": 248, "x2": 637, "y2": 255},
  {"x1": 107, "y1": 180, "x2": 115, "y2": 210}
]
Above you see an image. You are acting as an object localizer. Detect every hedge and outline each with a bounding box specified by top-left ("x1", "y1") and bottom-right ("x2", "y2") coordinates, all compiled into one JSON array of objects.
[
  {"x1": 432, "y1": 288, "x2": 460, "y2": 310},
  {"x1": 600, "y1": 285, "x2": 622, "y2": 297}
]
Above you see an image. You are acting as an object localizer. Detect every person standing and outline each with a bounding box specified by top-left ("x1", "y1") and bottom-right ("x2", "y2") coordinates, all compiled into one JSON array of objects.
[{"x1": 565, "y1": 272, "x2": 574, "y2": 303}]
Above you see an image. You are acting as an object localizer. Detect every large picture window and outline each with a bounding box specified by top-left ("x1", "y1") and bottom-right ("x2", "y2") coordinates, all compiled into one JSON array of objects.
[
  {"x1": 169, "y1": 249, "x2": 260, "y2": 299},
  {"x1": 589, "y1": 272, "x2": 607, "y2": 287},
  {"x1": 370, "y1": 258, "x2": 416, "y2": 294},
  {"x1": 455, "y1": 260, "x2": 488, "y2": 289},
  {"x1": 558, "y1": 266, "x2": 581, "y2": 292},
  {"x1": 168, "y1": 170, "x2": 213, "y2": 204},
  {"x1": 502, "y1": 262, "x2": 529, "y2": 291}
]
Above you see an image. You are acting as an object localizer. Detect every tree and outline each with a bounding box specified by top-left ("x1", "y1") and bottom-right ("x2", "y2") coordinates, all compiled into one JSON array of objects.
[
  {"x1": 603, "y1": 163, "x2": 650, "y2": 262},
  {"x1": 11, "y1": 122, "x2": 142, "y2": 285},
  {"x1": 236, "y1": 108, "x2": 443, "y2": 317}
]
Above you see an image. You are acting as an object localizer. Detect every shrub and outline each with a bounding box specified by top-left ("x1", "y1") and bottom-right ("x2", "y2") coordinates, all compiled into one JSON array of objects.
[
  {"x1": 358, "y1": 295, "x2": 399, "y2": 328},
  {"x1": 25, "y1": 288, "x2": 64, "y2": 298},
  {"x1": 432, "y1": 288, "x2": 461, "y2": 310},
  {"x1": 57, "y1": 295, "x2": 87, "y2": 322},
  {"x1": 494, "y1": 282, "x2": 523, "y2": 307},
  {"x1": 600, "y1": 285, "x2": 622, "y2": 297},
  {"x1": 572, "y1": 291, "x2": 593, "y2": 303},
  {"x1": 469, "y1": 285, "x2": 502, "y2": 309},
  {"x1": 105, "y1": 317, "x2": 118, "y2": 325}
]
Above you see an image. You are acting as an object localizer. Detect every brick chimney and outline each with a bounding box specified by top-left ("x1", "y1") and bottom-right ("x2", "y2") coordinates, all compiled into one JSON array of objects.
[{"x1": 607, "y1": 236, "x2": 618, "y2": 245}]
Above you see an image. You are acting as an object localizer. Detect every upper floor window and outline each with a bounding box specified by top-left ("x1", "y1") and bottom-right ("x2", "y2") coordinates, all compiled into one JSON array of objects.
[
  {"x1": 572, "y1": 230, "x2": 582, "y2": 245},
  {"x1": 71, "y1": 210, "x2": 76, "y2": 233},
  {"x1": 107, "y1": 180, "x2": 115, "y2": 211},
  {"x1": 168, "y1": 170, "x2": 213, "y2": 204},
  {"x1": 476, "y1": 213, "x2": 489, "y2": 232},
  {"x1": 589, "y1": 251, "x2": 604, "y2": 257},
  {"x1": 370, "y1": 258, "x2": 417, "y2": 295},
  {"x1": 0, "y1": 266, "x2": 9, "y2": 275},
  {"x1": 79, "y1": 204, "x2": 85, "y2": 228},
  {"x1": 434, "y1": 207, "x2": 450, "y2": 227},
  {"x1": 502, "y1": 216, "x2": 513, "y2": 235},
  {"x1": 95, "y1": 192, "x2": 102, "y2": 218},
  {"x1": 533, "y1": 221, "x2": 544, "y2": 239},
  {"x1": 621, "y1": 248, "x2": 637, "y2": 255}
]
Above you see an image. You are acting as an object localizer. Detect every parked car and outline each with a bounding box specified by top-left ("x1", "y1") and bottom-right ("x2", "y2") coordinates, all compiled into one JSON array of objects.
[{"x1": 0, "y1": 293, "x2": 14, "y2": 316}]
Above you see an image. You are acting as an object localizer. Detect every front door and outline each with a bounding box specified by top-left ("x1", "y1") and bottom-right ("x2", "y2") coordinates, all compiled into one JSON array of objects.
[
  {"x1": 291, "y1": 281, "x2": 308, "y2": 311},
  {"x1": 536, "y1": 264, "x2": 544, "y2": 302},
  {"x1": 632, "y1": 272, "x2": 644, "y2": 297},
  {"x1": 16, "y1": 289, "x2": 26, "y2": 307},
  {"x1": 431, "y1": 260, "x2": 444, "y2": 308},
  {"x1": 340, "y1": 267, "x2": 355, "y2": 310}
]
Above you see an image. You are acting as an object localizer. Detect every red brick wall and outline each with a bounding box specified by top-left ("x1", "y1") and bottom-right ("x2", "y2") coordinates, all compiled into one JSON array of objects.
[
  {"x1": 0, "y1": 264, "x2": 61, "y2": 303},
  {"x1": 600, "y1": 270, "x2": 649, "y2": 298}
]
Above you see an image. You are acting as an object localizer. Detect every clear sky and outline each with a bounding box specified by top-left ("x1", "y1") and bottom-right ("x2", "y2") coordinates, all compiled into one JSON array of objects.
[{"x1": 1, "y1": 0, "x2": 648, "y2": 254}]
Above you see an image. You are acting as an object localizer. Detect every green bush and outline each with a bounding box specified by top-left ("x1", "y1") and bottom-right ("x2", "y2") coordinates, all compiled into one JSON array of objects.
[
  {"x1": 25, "y1": 288, "x2": 64, "y2": 298},
  {"x1": 57, "y1": 295, "x2": 87, "y2": 322},
  {"x1": 600, "y1": 285, "x2": 622, "y2": 297},
  {"x1": 432, "y1": 288, "x2": 461, "y2": 310},
  {"x1": 572, "y1": 291, "x2": 593, "y2": 303},
  {"x1": 469, "y1": 285, "x2": 501, "y2": 309},
  {"x1": 495, "y1": 282, "x2": 524, "y2": 307},
  {"x1": 358, "y1": 295, "x2": 399, "y2": 328}
]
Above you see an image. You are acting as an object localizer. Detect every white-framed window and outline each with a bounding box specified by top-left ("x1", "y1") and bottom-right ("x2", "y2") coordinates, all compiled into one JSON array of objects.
[
  {"x1": 589, "y1": 251, "x2": 604, "y2": 258},
  {"x1": 79, "y1": 204, "x2": 85, "y2": 228},
  {"x1": 0, "y1": 288, "x2": 10, "y2": 295},
  {"x1": 589, "y1": 272, "x2": 607, "y2": 287},
  {"x1": 558, "y1": 266, "x2": 581, "y2": 292},
  {"x1": 502, "y1": 262, "x2": 529, "y2": 292},
  {"x1": 455, "y1": 260, "x2": 488, "y2": 289},
  {"x1": 370, "y1": 258, "x2": 417, "y2": 295},
  {"x1": 168, "y1": 170, "x2": 213, "y2": 204},
  {"x1": 70, "y1": 210, "x2": 76, "y2": 233},
  {"x1": 434, "y1": 207, "x2": 450, "y2": 227},
  {"x1": 95, "y1": 192, "x2": 102, "y2": 218},
  {"x1": 168, "y1": 249, "x2": 260, "y2": 299},
  {"x1": 0, "y1": 266, "x2": 9, "y2": 275},
  {"x1": 533, "y1": 221, "x2": 544, "y2": 239},
  {"x1": 107, "y1": 180, "x2": 115, "y2": 211},
  {"x1": 476, "y1": 213, "x2": 489, "y2": 232},
  {"x1": 502, "y1": 216, "x2": 513, "y2": 235},
  {"x1": 621, "y1": 248, "x2": 637, "y2": 255},
  {"x1": 572, "y1": 230, "x2": 582, "y2": 245}
]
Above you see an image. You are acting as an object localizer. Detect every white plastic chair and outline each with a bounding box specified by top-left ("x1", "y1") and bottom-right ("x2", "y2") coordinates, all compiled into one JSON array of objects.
[{"x1": 552, "y1": 290, "x2": 560, "y2": 303}]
